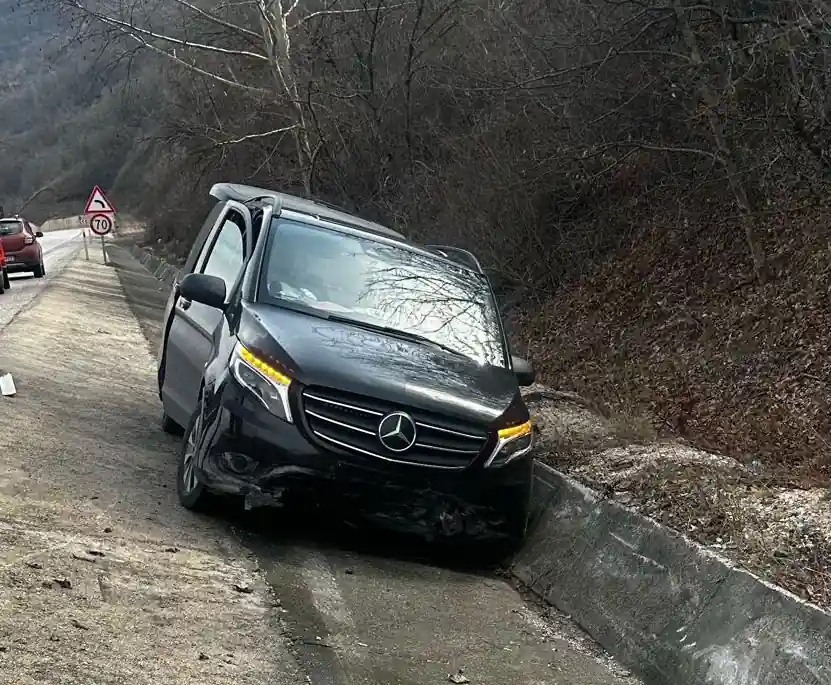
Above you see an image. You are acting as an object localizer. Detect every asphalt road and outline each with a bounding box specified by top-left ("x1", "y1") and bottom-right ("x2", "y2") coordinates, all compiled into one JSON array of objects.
[
  {"x1": 0, "y1": 228, "x2": 83, "y2": 331},
  {"x1": 0, "y1": 241, "x2": 642, "y2": 685}
]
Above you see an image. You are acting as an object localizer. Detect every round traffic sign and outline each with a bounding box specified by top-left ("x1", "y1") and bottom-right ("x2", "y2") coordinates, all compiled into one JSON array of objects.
[{"x1": 89, "y1": 213, "x2": 113, "y2": 236}]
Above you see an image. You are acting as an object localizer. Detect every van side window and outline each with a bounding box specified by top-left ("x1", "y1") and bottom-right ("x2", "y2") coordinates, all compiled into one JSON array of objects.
[{"x1": 199, "y1": 213, "x2": 245, "y2": 294}]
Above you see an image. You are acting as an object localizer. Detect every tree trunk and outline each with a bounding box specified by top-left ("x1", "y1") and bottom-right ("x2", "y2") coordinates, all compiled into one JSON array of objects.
[
  {"x1": 261, "y1": 7, "x2": 314, "y2": 197},
  {"x1": 673, "y1": 0, "x2": 768, "y2": 283}
]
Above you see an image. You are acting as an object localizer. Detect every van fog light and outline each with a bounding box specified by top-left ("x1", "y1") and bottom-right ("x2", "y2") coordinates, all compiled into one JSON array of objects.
[{"x1": 222, "y1": 452, "x2": 258, "y2": 475}]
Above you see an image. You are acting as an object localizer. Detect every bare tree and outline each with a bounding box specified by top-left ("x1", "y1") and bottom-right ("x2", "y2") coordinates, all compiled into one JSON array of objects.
[{"x1": 44, "y1": 0, "x2": 413, "y2": 196}]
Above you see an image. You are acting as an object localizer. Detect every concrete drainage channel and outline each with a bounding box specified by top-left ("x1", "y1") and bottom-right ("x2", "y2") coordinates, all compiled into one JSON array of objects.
[
  {"x1": 122, "y1": 244, "x2": 831, "y2": 685},
  {"x1": 514, "y1": 463, "x2": 831, "y2": 685}
]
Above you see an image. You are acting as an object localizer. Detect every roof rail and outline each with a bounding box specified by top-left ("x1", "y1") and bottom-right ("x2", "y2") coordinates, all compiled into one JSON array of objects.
[
  {"x1": 424, "y1": 244, "x2": 484, "y2": 274},
  {"x1": 209, "y1": 182, "x2": 282, "y2": 212},
  {"x1": 310, "y1": 197, "x2": 352, "y2": 214}
]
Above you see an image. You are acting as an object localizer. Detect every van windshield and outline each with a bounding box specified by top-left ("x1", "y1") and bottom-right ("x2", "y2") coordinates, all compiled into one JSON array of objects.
[{"x1": 259, "y1": 218, "x2": 507, "y2": 367}]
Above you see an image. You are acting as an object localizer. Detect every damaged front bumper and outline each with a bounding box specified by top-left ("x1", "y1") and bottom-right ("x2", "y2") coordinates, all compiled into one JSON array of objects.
[{"x1": 195, "y1": 377, "x2": 534, "y2": 541}]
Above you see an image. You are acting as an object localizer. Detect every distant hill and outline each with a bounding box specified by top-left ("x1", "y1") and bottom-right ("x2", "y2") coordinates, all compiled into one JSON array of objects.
[{"x1": 0, "y1": 2, "x2": 158, "y2": 222}]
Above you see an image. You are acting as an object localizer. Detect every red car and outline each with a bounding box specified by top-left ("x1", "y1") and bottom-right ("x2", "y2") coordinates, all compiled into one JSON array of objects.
[
  {"x1": 0, "y1": 217, "x2": 45, "y2": 279},
  {"x1": 0, "y1": 239, "x2": 8, "y2": 294}
]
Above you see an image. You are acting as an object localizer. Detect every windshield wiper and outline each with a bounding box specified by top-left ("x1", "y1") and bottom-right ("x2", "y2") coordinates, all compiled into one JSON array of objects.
[{"x1": 325, "y1": 314, "x2": 467, "y2": 358}]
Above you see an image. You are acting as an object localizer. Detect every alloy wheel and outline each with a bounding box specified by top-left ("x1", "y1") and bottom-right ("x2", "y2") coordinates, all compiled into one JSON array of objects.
[{"x1": 181, "y1": 414, "x2": 202, "y2": 494}]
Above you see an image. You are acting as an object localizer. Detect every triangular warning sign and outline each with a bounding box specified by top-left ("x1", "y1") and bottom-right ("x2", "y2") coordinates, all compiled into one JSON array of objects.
[{"x1": 84, "y1": 185, "x2": 116, "y2": 214}]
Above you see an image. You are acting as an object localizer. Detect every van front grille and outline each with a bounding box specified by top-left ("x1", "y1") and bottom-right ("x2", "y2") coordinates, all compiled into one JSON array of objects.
[{"x1": 300, "y1": 386, "x2": 489, "y2": 469}]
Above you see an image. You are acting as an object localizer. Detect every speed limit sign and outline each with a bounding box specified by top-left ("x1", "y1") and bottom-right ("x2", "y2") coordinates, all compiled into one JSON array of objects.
[{"x1": 89, "y1": 213, "x2": 113, "y2": 236}]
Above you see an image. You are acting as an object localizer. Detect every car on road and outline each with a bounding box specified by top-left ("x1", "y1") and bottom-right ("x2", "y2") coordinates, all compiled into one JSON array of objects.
[
  {"x1": 157, "y1": 183, "x2": 537, "y2": 550},
  {"x1": 0, "y1": 217, "x2": 45, "y2": 279},
  {"x1": 0, "y1": 238, "x2": 9, "y2": 294}
]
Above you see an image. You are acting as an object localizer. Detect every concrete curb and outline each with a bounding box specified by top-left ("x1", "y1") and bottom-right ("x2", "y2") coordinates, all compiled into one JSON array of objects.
[
  {"x1": 515, "y1": 462, "x2": 831, "y2": 685},
  {"x1": 113, "y1": 244, "x2": 831, "y2": 685}
]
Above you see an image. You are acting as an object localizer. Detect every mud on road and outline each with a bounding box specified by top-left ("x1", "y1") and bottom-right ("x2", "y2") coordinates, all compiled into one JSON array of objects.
[{"x1": 0, "y1": 244, "x2": 640, "y2": 685}]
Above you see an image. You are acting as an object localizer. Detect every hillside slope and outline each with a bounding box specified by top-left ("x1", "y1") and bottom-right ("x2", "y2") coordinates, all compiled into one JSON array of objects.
[
  {"x1": 0, "y1": 3, "x2": 159, "y2": 221},
  {"x1": 522, "y1": 192, "x2": 831, "y2": 485}
]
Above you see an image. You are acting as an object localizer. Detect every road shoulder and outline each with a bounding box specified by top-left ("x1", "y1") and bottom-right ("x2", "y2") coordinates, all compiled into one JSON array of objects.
[{"x1": 0, "y1": 250, "x2": 298, "y2": 684}]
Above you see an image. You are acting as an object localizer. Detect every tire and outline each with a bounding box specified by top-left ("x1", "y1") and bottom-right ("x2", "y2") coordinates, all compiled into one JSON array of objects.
[
  {"x1": 480, "y1": 497, "x2": 531, "y2": 566},
  {"x1": 32, "y1": 261, "x2": 44, "y2": 279},
  {"x1": 177, "y1": 409, "x2": 215, "y2": 512},
  {"x1": 161, "y1": 410, "x2": 183, "y2": 435}
]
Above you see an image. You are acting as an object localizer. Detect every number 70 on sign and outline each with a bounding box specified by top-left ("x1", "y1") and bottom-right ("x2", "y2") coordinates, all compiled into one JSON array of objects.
[{"x1": 89, "y1": 213, "x2": 113, "y2": 236}]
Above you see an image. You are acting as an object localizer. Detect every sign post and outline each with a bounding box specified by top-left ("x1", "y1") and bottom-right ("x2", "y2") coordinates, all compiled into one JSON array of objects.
[
  {"x1": 89, "y1": 213, "x2": 113, "y2": 260},
  {"x1": 83, "y1": 186, "x2": 116, "y2": 262},
  {"x1": 80, "y1": 216, "x2": 89, "y2": 261}
]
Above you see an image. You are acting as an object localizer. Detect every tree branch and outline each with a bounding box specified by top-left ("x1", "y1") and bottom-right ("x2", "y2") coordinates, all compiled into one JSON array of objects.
[
  {"x1": 214, "y1": 124, "x2": 300, "y2": 146},
  {"x1": 169, "y1": 0, "x2": 262, "y2": 40},
  {"x1": 290, "y1": 2, "x2": 412, "y2": 29},
  {"x1": 60, "y1": 1, "x2": 268, "y2": 61},
  {"x1": 116, "y1": 24, "x2": 270, "y2": 94},
  {"x1": 614, "y1": 141, "x2": 723, "y2": 162}
]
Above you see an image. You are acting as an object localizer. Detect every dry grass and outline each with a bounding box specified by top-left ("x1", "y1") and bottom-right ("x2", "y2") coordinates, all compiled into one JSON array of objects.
[{"x1": 514, "y1": 195, "x2": 831, "y2": 605}]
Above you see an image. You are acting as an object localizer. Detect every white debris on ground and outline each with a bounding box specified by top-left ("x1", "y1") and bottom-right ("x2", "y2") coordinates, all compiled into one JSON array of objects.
[
  {"x1": 0, "y1": 374, "x2": 15, "y2": 397},
  {"x1": 513, "y1": 604, "x2": 640, "y2": 683},
  {"x1": 742, "y1": 488, "x2": 831, "y2": 536},
  {"x1": 0, "y1": 373, "x2": 15, "y2": 396},
  {"x1": 522, "y1": 387, "x2": 831, "y2": 608}
]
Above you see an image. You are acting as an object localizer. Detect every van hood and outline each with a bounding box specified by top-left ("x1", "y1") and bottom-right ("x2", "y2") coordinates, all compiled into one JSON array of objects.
[{"x1": 238, "y1": 301, "x2": 518, "y2": 425}]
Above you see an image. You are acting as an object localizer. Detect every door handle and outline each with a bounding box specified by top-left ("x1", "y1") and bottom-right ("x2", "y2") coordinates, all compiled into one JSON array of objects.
[{"x1": 179, "y1": 299, "x2": 192, "y2": 311}]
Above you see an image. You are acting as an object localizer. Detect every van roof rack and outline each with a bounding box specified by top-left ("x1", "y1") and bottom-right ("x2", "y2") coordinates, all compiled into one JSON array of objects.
[
  {"x1": 209, "y1": 183, "x2": 404, "y2": 240},
  {"x1": 310, "y1": 197, "x2": 352, "y2": 214}
]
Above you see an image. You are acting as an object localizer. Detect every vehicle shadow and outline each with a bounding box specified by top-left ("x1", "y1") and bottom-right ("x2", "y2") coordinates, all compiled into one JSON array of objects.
[{"x1": 223, "y1": 497, "x2": 510, "y2": 578}]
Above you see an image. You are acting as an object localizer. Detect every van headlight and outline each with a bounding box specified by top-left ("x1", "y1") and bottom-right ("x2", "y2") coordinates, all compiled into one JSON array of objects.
[
  {"x1": 230, "y1": 341, "x2": 293, "y2": 422},
  {"x1": 484, "y1": 420, "x2": 534, "y2": 467}
]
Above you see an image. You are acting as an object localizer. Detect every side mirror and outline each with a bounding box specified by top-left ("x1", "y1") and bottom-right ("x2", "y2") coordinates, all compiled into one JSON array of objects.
[
  {"x1": 35, "y1": 231, "x2": 43, "y2": 238},
  {"x1": 512, "y1": 355, "x2": 535, "y2": 387},
  {"x1": 178, "y1": 272, "x2": 226, "y2": 310}
]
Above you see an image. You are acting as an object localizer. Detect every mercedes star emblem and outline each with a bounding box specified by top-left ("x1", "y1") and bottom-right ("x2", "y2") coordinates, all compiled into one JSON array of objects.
[{"x1": 377, "y1": 411, "x2": 418, "y2": 453}]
